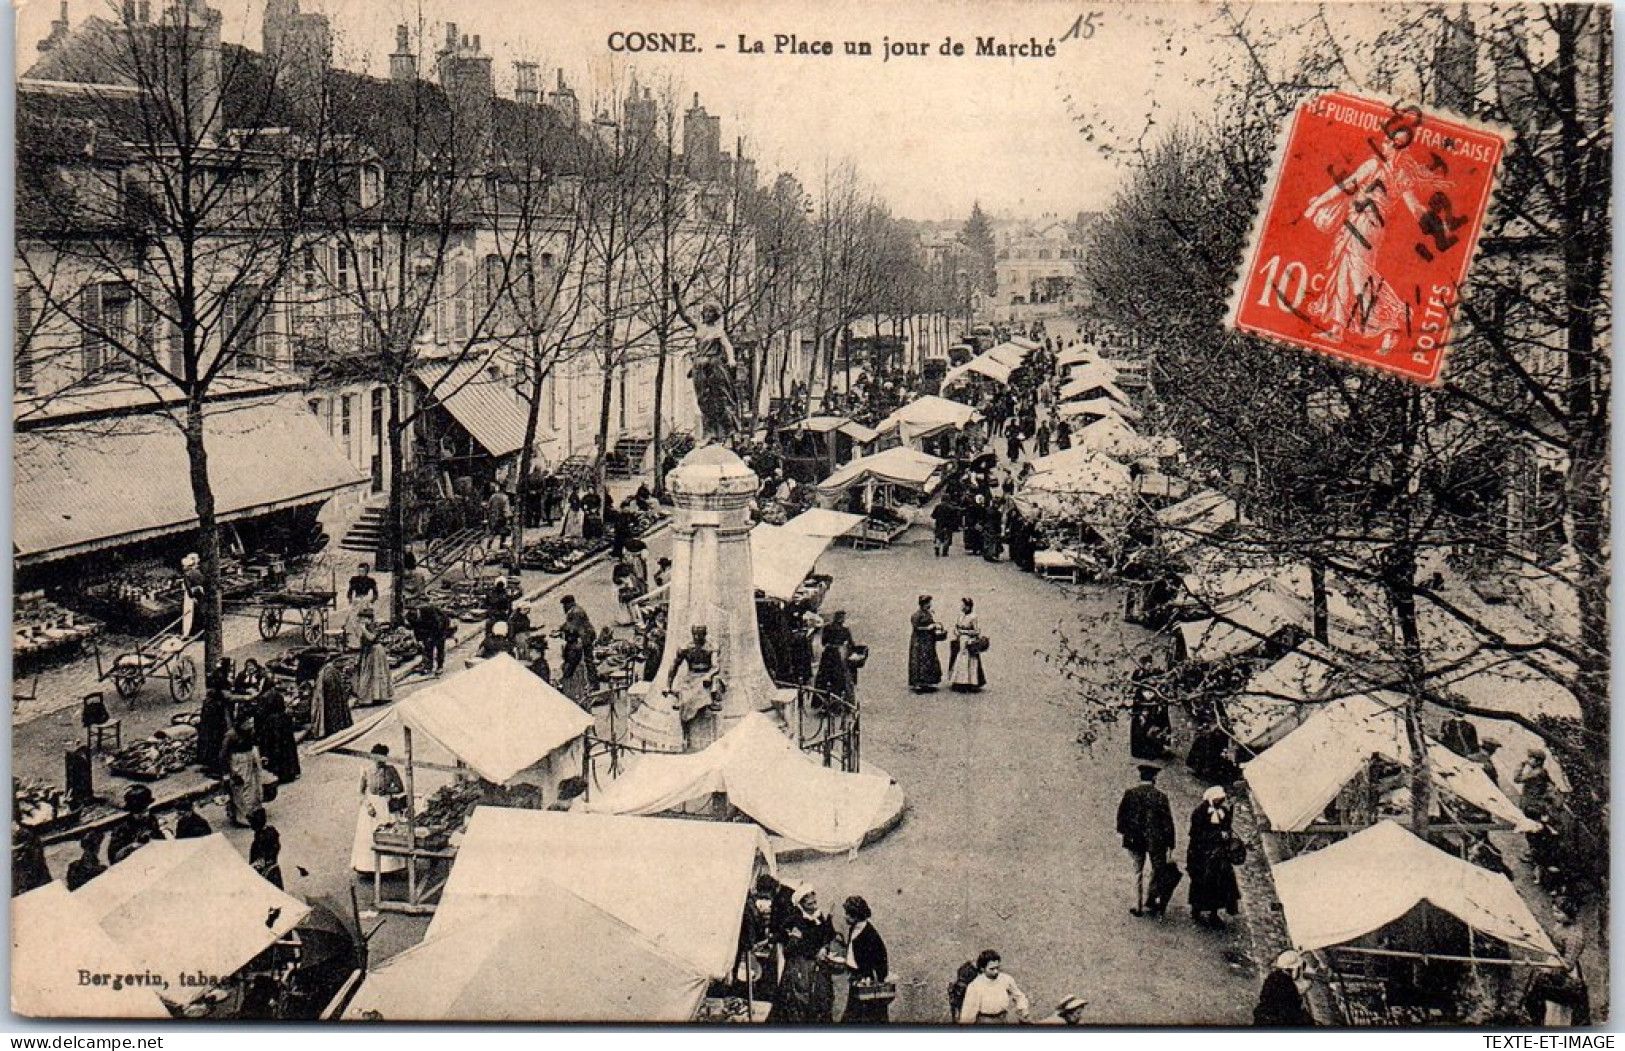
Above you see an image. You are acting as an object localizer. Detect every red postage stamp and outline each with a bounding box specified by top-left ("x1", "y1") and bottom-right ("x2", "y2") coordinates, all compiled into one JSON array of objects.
[{"x1": 1229, "y1": 91, "x2": 1505, "y2": 384}]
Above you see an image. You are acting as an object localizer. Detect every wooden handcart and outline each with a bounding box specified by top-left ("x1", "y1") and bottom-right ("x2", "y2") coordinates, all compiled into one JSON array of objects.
[{"x1": 92, "y1": 616, "x2": 200, "y2": 702}]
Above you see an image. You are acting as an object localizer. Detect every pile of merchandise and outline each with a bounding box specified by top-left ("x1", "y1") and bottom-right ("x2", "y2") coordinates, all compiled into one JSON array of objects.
[{"x1": 109, "y1": 724, "x2": 198, "y2": 781}]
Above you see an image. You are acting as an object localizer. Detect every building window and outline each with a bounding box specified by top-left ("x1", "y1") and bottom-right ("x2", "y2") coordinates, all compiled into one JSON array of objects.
[
  {"x1": 341, "y1": 394, "x2": 354, "y2": 458},
  {"x1": 15, "y1": 287, "x2": 34, "y2": 390},
  {"x1": 454, "y1": 259, "x2": 469, "y2": 340},
  {"x1": 336, "y1": 247, "x2": 351, "y2": 292},
  {"x1": 81, "y1": 282, "x2": 135, "y2": 377},
  {"x1": 371, "y1": 244, "x2": 383, "y2": 288},
  {"x1": 360, "y1": 164, "x2": 382, "y2": 208},
  {"x1": 485, "y1": 254, "x2": 504, "y2": 319},
  {"x1": 308, "y1": 397, "x2": 322, "y2": 417},
  {"x1": 222, "y1": 286, "x2": 266, "y2": 368}
]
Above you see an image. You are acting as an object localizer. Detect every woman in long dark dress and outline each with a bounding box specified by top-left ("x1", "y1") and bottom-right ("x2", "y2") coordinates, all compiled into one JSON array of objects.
[
  {"x1": 840, "y1": 895, "x2": 891, "y2": 1024},
  {"x1": 223, "y1": 719, "x2": 265, "y2": 829},
  {"x1": 196, "y1": 663, "x2": 232, "y2": 776},
  {"x1": 775, "y1": 887, "x2": 837, "y2": 1024},
  {"x1": 908, "y1": 596, "x2": 943, "y2": 693},
  {"x1": 1187, "y1": 786, "x2": 1241, "y2": 928},
  {"x1": 814, "y1": 611, "x2": 855, "y2": 707},
  {"x1": 253, "y1": 682, "x2": 301, "y2": 785},
  {"x1": 309, "y1": 655, "x2": 353, "y2": 741}
]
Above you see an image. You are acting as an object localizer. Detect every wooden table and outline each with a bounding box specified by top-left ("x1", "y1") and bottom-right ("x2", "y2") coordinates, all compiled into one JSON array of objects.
[{"x1": 371, "y1": 838, "x2": 458, "y2": 915}]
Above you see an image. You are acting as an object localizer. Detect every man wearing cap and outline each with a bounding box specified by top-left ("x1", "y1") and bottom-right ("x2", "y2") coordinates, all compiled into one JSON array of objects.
[
  {"x1": 1254, "y1": 951, "x2": 1313, "y2": 1026},
  {"x1": 1116, "y1": 763, "x2": 1176, "y2": 917},
  {"x1": 1037, "y1": 995, "x2": 1088, "y2": 1025}
]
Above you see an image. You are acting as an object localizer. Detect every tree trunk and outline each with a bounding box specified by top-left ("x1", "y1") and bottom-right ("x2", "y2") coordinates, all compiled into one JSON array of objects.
[
  {"x1": 512, "y1": 336, "x2": 547, "y2": 578},
  {"x1": 1310, "y1": 559, "x2": 1329, "y2": 644},
  {"x1": 386, "y1": 377, "x2": 407, "y2": 624},
  {"x1": 182, "y1": 395, "x2": 225, "y2": 671},
  {"x1": 652, "y1": 327, "x2": 669, "y2": 494}
]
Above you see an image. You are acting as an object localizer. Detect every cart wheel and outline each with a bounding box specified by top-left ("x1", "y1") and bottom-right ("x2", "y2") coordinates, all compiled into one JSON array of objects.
[
  {"x1": 463, "y1": 542, "x2": 488, "y2": 575},
  {"x1": 258, "y1": 606, "x2": 284, "y2": 640},
  {"x1": 169, "y1": 655, "x2": 199, "y2": 702},
  {"x1": 300, "y1": 609, "x2": 324, "y2": 646},
  {"x1": 112, "y1": 668, "x2": 144, "y2": 699}
]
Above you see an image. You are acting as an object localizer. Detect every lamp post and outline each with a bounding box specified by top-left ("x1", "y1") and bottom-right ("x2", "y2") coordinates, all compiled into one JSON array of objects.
[{"x1": 956, "y1": 268, "x2": 970, "y2": 342}]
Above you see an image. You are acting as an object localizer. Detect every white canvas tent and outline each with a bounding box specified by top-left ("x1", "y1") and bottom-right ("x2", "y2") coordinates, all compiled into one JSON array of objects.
[
  {"x1": 1273, "y1": 820, "x2": 1560, "y2": 961},
  {"x1": 1157, "y1": 488, "x2": 1241, "y2": 557},
  {"x1": 943, "y1": 354, "x2": 1014, "y2": 387},
  {"x1": 427, "y1": 808, "x2": 770, "y2": 980},
  {"x1": 69, "y1": 835, "x2": 310, "y2": 1006},
  {"x1": 1242, "y1": 693, "x2": 1537, "y2": 833},
  {"x1": 313, "y1": 653, "x2": 591, "y2": 795},
  {"x1": 1056, "y1": 343, "x2": 1102, "y2": 367},
  {"x1": 1058, "y1": 377, "x2": 1133, "y2": 407},
  {"x1": 750, "y1": 523, "x2": 836, "y2": 601},
  {"x1": 1059, "y1": 396, "x2": 1141, "y2": 423},
  {"x1": 343, "y1": 878, "x2": 709, "y2": 1021},
  {"x1": 1220, "y1": 640, "x2": 1343, "y2": 751},
  {"x1": 1439, "y1": 652, "x2": 1583, "y2": 722},
  {"x1": 1015, "y1": 448, "x2": 1134, "y2": 520},
  {"x1": 876, "y1": 395, "x2": 980, "y2": 446},
  {"x1": 583, "y1": 713, "x2": 893, "y2": 854},
  {"x1": 12, "y1": 882, "x2": 172, "y2": 1018},
  {"x1": 1070, "y1": 416, "x2": 1150, "y2": 460},
  {"x1": 1177, "y1": 580, "x2": 1314, "y2": 663},
  {"x1": 782, "y1": 508, "x2": 866, "y2": 539},
  {"x1": 818, "y1": 446, "x2": 945, "y2": 497},
  {"x1": 784, "y1": 415, "x2": 878, "y2": 444}
]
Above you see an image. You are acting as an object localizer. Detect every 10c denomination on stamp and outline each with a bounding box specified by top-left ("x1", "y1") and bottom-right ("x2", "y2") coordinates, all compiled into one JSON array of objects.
[{"x1": 1230, "y1": 91, "x2": 1505, "y2": 384}]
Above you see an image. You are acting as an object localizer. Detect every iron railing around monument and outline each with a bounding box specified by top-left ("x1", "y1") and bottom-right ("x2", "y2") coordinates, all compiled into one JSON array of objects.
[{"x1": 788, "y1": 682, "x2": 860, "y2": 774}]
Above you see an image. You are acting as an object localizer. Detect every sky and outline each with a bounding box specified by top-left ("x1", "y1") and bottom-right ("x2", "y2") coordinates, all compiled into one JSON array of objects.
[{"x1": 13, "y1": 0, "x2": 1445, "y2": 223}]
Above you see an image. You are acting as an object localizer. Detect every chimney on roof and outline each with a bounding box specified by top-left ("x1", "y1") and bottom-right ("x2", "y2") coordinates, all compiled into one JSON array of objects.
[
  {"x1": 138, "y1": 0, "x2": 149, "y2": 20},
  {"x1": 390, "y1": 23, "x2": 415, "y2": 82},
  {"x1": 472, "y1": 34, "x2": 480, "y2": 51},
  {"x1": 547, "y1": 68, "x2": 579, "y2": 125},
  {"x1": 444, "y1": 22, "x2": 457, "y2": 50},
  {"x1": 514, "y1": 61, "x2": 539, "y2": 104},
  {"x1": 38, "y1": 1, "x2": 70, "y2": 53}
]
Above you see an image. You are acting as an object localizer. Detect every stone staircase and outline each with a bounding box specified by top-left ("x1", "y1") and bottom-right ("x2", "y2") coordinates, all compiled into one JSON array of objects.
[
  {"x1": 338, "y1": 503, "x2": 388, "y2": 556},
  {"x1": 604, "y1": 435, "x2": 652, "y2": 479}
]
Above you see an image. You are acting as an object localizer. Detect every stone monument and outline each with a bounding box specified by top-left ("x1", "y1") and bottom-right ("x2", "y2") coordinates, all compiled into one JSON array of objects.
[{"x1": 627, "y1": 445, "x2": 789, "y2": 751}]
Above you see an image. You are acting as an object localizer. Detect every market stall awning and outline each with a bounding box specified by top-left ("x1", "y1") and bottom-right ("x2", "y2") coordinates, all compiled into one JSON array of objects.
[
  {"x1": 429, "y1": 807, "x2": 771, "y2": 980},
  {"x1": 583, "y1": 713, "x2": 894, "y2": 854},
  {"x1": 1059, "y1": 360, "x2": 1121, "y2": 391},
  {"x1": 1069, "y1": 416, "x2": 1150, "y2": 460},
  {"x1": 1221, "y1": 640, "x2": 1343, "y2": 751},
  {"x1": 14, "y1": 395, "x2": 366, "y2": 566},
  {"x1": 1157, "y1": 488, "x2": 1240, "y2": 557},
  {"x1": 1243, "y1": 693, "x2": 1537, "y2": 833},
  {"x1": 1056, "y1": 344, "x2": 1102, "y2": 367},
  {"x1": 1026, "y1": 445, "x2": 1128, "y2": 478},
  {"x1": 1015, "y1": 448, "x2": 1133, "y2": 519},
  {"x1": 781, "y1": 508, "x2": 867, "y2": 539},
  {"x1": 1177, "y1": 579, "x2": 1314, "y2": 663},
  {"x1": 818, "y1": 446, "x2": 945, "y2": 496},
  {"x1": 13, "y1": 882, "x2": 172, "y2": 1019},
  {"x1": 343, "y1": 879, "x2": 709, "y2": 1022},
  {"x1": 1438, "y1": 652, "x2": 1583, "y2": 722},
  {"x1": 417, "y1": 362, "x2": 531, "y2": 458},
  {"x1": 69, "y1": 835, "x2": 310, "y2": 1006},
  {"x1": 786, "y1": 415, "x2": 876, "y2": 442},
  {"x1": 1273, "y1": 820, "x2": 1560, "y2": 960},
  {"x1": 876, "y1": 394, "x2": 981, "y2": 446},
  {"x1": 750, "y1": 523, "x2": 836, "y2": 602},
  {"x1": 943, "y1": 354, "x2": 1014, "y2": 388},
  {"x1": 313, "y1": 654, "x2": 590, "y2": 784},
  {"x1": 1059, "y1": 378, "x2": 1132, "y2": 407}
]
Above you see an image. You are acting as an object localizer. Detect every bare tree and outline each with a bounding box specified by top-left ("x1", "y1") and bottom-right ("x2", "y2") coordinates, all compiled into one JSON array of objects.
[{"x1": 17, "y1": 0, "x2": 332, "y2": 669}]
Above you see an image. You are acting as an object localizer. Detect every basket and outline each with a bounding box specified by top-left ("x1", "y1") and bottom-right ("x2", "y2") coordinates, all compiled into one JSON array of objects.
[
  {"x1": 847, "y1": 645, "x2": 870, "y2": 668},
  {"x1": 850, "y1": 980, "x2": 897, "y2": 1004},
  {"x1": 931, "y1": 624, "x2": 948, "y2": 641},
  {"x1": 968, "y1": 635, "x2": 990, "y2": 655}
]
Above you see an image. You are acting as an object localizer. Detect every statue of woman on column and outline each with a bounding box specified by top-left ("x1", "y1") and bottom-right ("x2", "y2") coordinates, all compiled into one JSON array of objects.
[{"x1": 672, "y1": 282, "x2": 740, "y2": 446}]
